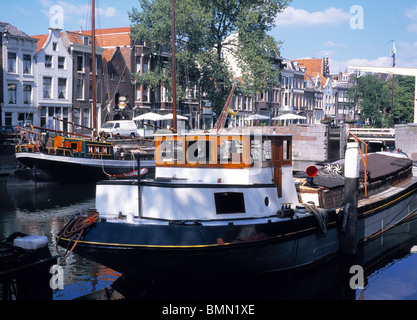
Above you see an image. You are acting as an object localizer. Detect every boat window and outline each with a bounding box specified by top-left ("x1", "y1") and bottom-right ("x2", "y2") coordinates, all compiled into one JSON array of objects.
[
  {"x1": 160, "y1": 139, "x2": 184, "y2": 163},
  {"x1": 218, "y1": 138, "x2": 243, "y2": 164},
  {"x1": 251, "y1": 138, "x2": 272, "y2": 163},
  {"x1": 214, "y1": 192, "x2": 245, "y2": 214},
  {"x1": 263, "y1": 140, "x2": 272, "y2": 160},
  {"x1": 187, "y1": 140, "x2": 211, "y2": 164},
  {"x1": 283, "y1": 139, "x2": 291, "y2": 164}
]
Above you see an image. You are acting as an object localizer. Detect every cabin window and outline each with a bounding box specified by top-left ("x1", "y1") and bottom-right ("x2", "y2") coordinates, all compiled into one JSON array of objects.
[
  {"x1": 282, "y1": 138, "x2": 292, "y2": 165},
  {"x1": 214, "y1": 192, "x2": 245, "y2": 214},
  {"x1": 187, "y1": 140, "x2": 211, "y2": 164},
  {"x1": 219, "y1": 138, "x2": 243, "y2": 164},
  {"x1": 160, "y1": 139, "x2": 184, "y2": 163}
]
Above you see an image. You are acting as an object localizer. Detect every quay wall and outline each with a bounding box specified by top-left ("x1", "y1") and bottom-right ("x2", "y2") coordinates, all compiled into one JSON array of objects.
[{"x1": 395, "y1": 124, "x2": 417, "y2": 160}]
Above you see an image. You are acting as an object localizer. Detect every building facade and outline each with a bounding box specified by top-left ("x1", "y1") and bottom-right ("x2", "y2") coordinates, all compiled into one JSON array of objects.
[
  {"x1": 32, "y1": 28, "x2": 73, "y2": 132},
  {"x1": 1, "y1": 22, "x2": 38, "y2": 128},
  {"x1": 61, "y1": 30, "x2": 104, "y2": 135}
]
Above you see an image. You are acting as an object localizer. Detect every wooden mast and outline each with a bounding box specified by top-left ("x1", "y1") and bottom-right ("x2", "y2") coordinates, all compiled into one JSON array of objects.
[
  {"x1": 92, "y1": 0, "x2": 97, "y2": 137},
  {"x1": 171, "y1": 0, "x2": 177, "y2": 132}
]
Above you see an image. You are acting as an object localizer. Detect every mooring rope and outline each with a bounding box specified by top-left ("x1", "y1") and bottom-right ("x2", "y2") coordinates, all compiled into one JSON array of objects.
[
  {"x1": 56, "y1": 209, "x2": 100, "y2": 265},
  {"x1": 303, "y1": 203, "x2": 328, "y2": 237}
]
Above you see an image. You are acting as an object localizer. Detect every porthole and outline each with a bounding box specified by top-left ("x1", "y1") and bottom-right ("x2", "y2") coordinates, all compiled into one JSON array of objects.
[{"x1": 264, "y1": 196, "x2": 270, "y2": 207}]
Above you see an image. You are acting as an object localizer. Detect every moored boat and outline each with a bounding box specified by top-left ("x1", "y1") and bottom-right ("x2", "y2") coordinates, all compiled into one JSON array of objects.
[
  {"x1": 56, "y1": 130, "x2": 417, "y2": 276},
  {"x1": 12, "y1": 126, "x2": 155, "y2": 184},
  {"x1": 57, "y1": 132, "x2": 340, "y2": 275}
]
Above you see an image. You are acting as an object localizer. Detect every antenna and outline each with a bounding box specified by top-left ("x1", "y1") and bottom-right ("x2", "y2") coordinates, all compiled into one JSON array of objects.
[{"x1": 390, "y1": 40, "x2": 396, "y2": 67}]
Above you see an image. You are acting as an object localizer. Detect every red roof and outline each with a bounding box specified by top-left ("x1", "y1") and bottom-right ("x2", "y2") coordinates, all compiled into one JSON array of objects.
[
  {"x1": 293, "y1": 58, "x2": 326, "y2": 87},
  {"x1": 78, "y1": 27, "x2": 131, "y2": 48},
  {"x1": 31, "y1": 34, "x2": 49, "y2": 52},
  {"x1": 31, "y1": 27, "x2": 132, "y2": 52}
]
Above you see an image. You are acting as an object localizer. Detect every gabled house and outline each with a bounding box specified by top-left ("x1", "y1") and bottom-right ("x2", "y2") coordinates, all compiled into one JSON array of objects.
[
  {"x1": 294, "y1": 56, "x2": 335, "y2": 124},
  {"x1": 32, "y1": 28, "x2": 73, "y2": 132},
  {"x1": 61, "y1": 30, "x2": 104, "y2": 135},
  {"x1": 1, "y1": 22, "x2": 38, "y2": 127}
]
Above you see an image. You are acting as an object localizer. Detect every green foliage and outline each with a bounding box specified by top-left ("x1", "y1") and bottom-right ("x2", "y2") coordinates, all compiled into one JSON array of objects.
[
  {"x1": 129, "y1": 0, "x2": 291, "y2": 115},
  {"x1": 348, "y1": 74, "x2": 414, "y2": 127}
]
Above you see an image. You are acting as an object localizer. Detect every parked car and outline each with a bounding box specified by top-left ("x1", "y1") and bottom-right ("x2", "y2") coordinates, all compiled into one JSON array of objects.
[{"x1": 100, "y1": 120, "x2": 138, "y2": 138}]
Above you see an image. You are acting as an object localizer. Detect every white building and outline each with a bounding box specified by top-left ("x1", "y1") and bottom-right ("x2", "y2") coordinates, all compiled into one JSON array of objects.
[
  {"x1": 280, "y1": 59, "x2": 305, "y2": 116},
  {"x1": 1, "y1": 22, "x2": 38, "y2": 127},
  {"x1": 32, "y1": 28, "x2": 73, "y2": 132}
]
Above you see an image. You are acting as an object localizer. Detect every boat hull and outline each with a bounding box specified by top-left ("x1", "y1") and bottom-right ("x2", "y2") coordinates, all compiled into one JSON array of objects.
[
  {"x1": 14, "y1": 152, "x2": 155, "y2": 183},
  {"x1": 58, "y1": 212, "x2": 339, "y2": 276},
  {"x1": 57, "y1": 177, "x2": 417, "y2": 276}
]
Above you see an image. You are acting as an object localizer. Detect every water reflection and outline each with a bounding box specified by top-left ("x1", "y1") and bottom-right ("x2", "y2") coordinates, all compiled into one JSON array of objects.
[
  {"x1": 0, "y1": 181, "x2": 121, "y2": 300},
  {"x1": 2, "y1": 180, "x2": 417, "y2": 300}
]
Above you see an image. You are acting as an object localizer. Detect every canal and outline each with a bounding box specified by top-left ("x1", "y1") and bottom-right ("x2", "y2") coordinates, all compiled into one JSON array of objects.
[{"x1": 2, "y1": 179, "x2": 417, "y2": 300}]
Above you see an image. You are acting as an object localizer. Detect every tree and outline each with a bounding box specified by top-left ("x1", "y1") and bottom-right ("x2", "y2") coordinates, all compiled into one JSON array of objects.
[
  {"x1": 348, "y1": 74, "x2": 415, "y2": 127},
  {"x1": 129, "y1": 0, "x2": 291, "y2": 115}
]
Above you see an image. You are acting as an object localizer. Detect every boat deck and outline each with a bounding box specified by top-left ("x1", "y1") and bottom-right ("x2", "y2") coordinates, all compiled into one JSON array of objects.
[{"x1": 358, "y1": 166, "x2": 417, "y2": 208}]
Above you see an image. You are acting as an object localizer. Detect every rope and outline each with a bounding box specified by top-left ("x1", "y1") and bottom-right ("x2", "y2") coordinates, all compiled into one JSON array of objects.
[
  {"x1": 56, "y1": 209, "x2": 99, "y2": 265},
  {"x1": 304, "y1": 203, "x2": 328, "y2": 237}
]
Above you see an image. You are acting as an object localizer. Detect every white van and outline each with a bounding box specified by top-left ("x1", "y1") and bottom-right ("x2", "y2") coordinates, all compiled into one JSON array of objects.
[{"x1": 100, "y1": 120, "x2": 138, "y2": 138}]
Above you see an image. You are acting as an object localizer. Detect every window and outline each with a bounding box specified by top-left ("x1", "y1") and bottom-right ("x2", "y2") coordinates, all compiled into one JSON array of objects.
[
  {"x1": 89, "y1": 80, "x2": 93, "y2": 100},
  {"x1": 40, "y1": 107, "x2": 47, "y2": 127},
  {"x1": 43, "y1": 77, "x2": 52, "y2": 99},
  {"x1": 58, "y1": 57, "x2": 65, "y2": 69},
  {"x1": 158, "y1": 139, "x2": 185, "y2": 164},
  {"x1": 76, "y1": 79, "x2": 84, "y2": 100},
  {"x1": 73, "y1": 108, "x2": 80, "y2": 126},
  {"x1": 52, "y1": 42, "x2": 58, "y2": 51},
  {"x1": 45, "y1": 55, "x2": 53, "y2": 68},
  {"x1": 23, "y1": 55, "x2": 32, "y2": 74},
  {"x1": 187, "y1": 140, "x2": 211, "y2": 164},
  {"x1": 5, "y1": 113, "x2": 12, "y2": 126},
  {"x1": 8, "y1": 53, "x2": 16, "y2": 73},
  {"x1": 83, "y1": 108, "x2": 90, "y2": 127},
  {"x1": 143, "y1": 57, "x2": 149, "y2": 73},
  {"x1": 23, "y1": 85, "x2": 32, "y2": 104},
  {"x1": 214, "y1": 192, "x2": 245, "y2": 214},
  {"x1": 136, "y1": 56, "x2": 141, "y2": 73},
  {"x1": 77, "y1": 55, "x2": 84, "y2": 72},
  {"x1": 63, "y1": 108, "x2": 69, "y2": 132},
  {"x1": 58, "y1": 78, "x2": 67, "y2": 99},
  {"x1": 283, "y1": 139, "x2": 291, "y2": 164},
  {"x1": 8, "y1": 84, "x2": 17, "y2": 104}
]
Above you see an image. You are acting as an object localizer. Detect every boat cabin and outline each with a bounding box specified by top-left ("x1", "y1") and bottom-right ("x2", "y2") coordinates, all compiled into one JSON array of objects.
[
  {"x1": 96, "y1": 132, "x2": 300, "y2": 221},
  {"x1": 154, "y1": 132, "x2": 293, "y2": 195},
  {"x1": 48, "y1": 136, "x2": 114, "y2": 159}
]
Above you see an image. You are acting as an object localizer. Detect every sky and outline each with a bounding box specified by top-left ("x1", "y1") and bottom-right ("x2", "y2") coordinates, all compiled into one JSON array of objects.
[{"x1": 1, "y1": 0, "x2": 417, "y2": 74}]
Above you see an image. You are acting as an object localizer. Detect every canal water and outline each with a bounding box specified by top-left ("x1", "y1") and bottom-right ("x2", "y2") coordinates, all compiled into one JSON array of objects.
[{"x1": 2, "y1": 179, "x2": 417, "y2": 300}]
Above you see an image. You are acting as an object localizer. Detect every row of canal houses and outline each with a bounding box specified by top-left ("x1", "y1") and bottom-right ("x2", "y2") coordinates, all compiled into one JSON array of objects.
[{"x1": 0, "y1": 22, "x2": 355, "y2": 134}]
